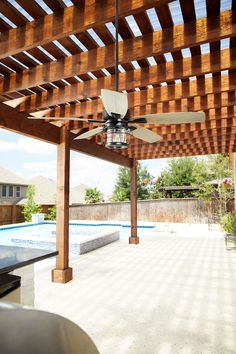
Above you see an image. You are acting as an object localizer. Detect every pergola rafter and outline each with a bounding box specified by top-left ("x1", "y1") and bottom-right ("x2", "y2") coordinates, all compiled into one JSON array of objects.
[
  {"x1": 0, "y1": 0, "x2": 173, "y2": 59},
  {"x1": 7, "y1": 71, "x2": 236, "y2": 113},
  {"x1": 1, "y1": 11, "x2": 235, "y2": 95}
]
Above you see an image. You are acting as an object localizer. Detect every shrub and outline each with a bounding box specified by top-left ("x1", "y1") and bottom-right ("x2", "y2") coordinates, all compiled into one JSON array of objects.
[
  {"x1": 45, "y1": 205, "x2": 56, "y2": 220},
  {"x1": 22, "y1": 185, "x2": 41, "y2": 222},
  {"x1": 220, "y1": 212, "x2": 236, "y2": 235}
]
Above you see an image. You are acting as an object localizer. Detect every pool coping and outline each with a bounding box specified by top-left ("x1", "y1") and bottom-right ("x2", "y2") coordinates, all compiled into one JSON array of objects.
[{"x1": 0, "y1": 220, "x2": 156, "y2": 231}]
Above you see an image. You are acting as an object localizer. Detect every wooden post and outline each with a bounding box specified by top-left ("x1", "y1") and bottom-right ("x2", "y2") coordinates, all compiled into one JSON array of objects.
[
  {"x1": 129, "y1": 159, "x2": 139, "y2": 244},
  {"x1": 12, "y1": 205, "x2": 17, "y2": 224},
  {"x1": 52, "y1": 126, "x2": 72, "y2": 283}
]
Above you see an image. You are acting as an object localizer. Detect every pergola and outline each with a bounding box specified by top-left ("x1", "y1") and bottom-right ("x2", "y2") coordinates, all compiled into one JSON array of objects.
[{"x1": 0, "y1": 0, "x2": 235, "y2": 282}]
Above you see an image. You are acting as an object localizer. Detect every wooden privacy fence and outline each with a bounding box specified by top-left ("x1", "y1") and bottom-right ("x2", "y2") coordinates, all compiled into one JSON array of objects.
[
  {"x1": 0, "y1": 199, "x2": 234, "y2": 226},
  {"x1": 70, "y1": 198, "x2": 234, "y2": 224},
  {"x1": 0, "y1": 205, "x2": 53, "y2": 225},
  {"x1": 0, "y1": 205, "x2": 23, "y2": 225}
]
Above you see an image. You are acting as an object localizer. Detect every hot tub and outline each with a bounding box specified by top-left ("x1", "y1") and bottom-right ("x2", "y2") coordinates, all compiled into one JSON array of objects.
[{"x1": 0, "y1": 222, "x2": 121, "y2": 255}]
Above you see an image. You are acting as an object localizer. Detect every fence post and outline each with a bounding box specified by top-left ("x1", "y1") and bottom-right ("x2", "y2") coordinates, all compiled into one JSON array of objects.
[{"x1": 12, "y1": 205, "x2": 17, "y2": 224}]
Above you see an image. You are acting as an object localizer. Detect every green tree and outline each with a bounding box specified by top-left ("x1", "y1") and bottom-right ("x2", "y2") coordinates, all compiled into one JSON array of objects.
[
  {"x1": 151, "y1": 154, "x2": 233, "y2": 200},
  {"x1": 85, "y1": 187, "x2": 103, "y2": 204},
  {"x1": 152, "y1": 157, "x2": 207, "y2": 198},
  {"x1": 22, "y1": 185, "x2": 41, "y2": 222},
  {"x1": 45, "y1": 195, "x2": 56, "y2": 220},
  {"x1": 112, "y1": 162, "x2": 153, "y2": 201},
  {"x1": 194, "y1": 154, "x2": 233, "y2": 219}
]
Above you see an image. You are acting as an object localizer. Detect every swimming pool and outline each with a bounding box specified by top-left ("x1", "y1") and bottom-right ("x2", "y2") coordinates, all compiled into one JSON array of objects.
[{"x1": 0, "y1": 222, "x2": 155, "y2": 254}]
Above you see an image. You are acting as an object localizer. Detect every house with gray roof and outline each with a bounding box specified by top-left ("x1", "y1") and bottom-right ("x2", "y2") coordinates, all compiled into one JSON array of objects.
[
  {"x1": 0, "y1": 166, "x2": 28, "y2": 205},
  {"x1": 1, "y1": 166, "x2": 102, "y2": 206}
]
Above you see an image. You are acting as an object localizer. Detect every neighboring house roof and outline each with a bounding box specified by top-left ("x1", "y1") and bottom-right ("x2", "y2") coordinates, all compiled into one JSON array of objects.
[
  {"x1": 70, "y1": 184, "x2": 91, "y2": 204},
  {"x1": 18, "y1": 177, "x2": 91, "y2": 205},
  {"x1": 31, "y1": 176, "x2": 56, "y2": 205},
  {"x1": 18, "y1": 176, "x2": 56, "y2": 205},
  {"x1": 0, "y1": 166, "x2": 104, "y2": 205},
  {"x1": 0, "y1": 166, "x2": 28, "y2": 186}
]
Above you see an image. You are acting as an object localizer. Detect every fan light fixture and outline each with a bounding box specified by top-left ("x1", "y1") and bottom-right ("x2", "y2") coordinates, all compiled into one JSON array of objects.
[{"x1": 105, "y1": 127, "x2": 128, "y2": 149}]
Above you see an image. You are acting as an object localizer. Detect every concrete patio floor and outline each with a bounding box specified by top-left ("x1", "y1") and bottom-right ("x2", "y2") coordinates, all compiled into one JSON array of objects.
[{"x1": 35, "y1": 232, "x2": 236, "y2": 354}]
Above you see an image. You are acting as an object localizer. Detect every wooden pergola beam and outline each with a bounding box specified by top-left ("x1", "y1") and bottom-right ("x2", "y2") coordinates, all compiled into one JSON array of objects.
[
  {"x1": 0, "y1": 0, "x2": 172, "y2": 60},
  {"x1": 1, "y1": 10, "x2": 235, "y2": 94},
  {"x1": 71, "y1": 139, "x2": 133, "y2": 168},
  {"x1": 16, "y1": 72, "x2": 236, "y2": 113},
  {"x1": 0, "y1": 102, "x2": 60, "y2": 144},
  {"x1": 0, "y1": 103, "x2": 132, "y2": 167},
  {"x1": 45, "y1": 91, "x2": 236, "y2": 120}
]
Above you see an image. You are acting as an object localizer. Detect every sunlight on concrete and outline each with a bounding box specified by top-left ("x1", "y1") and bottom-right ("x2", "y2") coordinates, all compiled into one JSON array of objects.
[{"x1": 35, "y1": 233, "x2": 236, "y2": 354}]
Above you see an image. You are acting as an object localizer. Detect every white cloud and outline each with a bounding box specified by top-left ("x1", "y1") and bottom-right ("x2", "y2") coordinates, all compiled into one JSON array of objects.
[
  {"x1": 0, "y1": 136, "x2": 56, "y2": 155},
  {"x1": 0, "y1": 130, "x2": 169, "y2": 196},
  {"x1": 70, "y1": 153, "x2": 119, "y2": 195},
  {"x1": 22, "y1": 160, "x2": 56, "y2": 180},
  {"x1": 21, "y1": 153, "x2": 119, "y2": 195},
  {"x1": 140, "y1": 159, "x2": 169, "y2": 178}
]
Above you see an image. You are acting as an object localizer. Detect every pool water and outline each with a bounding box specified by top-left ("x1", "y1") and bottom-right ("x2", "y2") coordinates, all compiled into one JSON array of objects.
[{"x1": 0, "y1": 222, "x2": 155, "y2": 248}]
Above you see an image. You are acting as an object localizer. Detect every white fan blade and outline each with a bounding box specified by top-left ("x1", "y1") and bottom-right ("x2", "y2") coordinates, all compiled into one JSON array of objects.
[
  {"x1": 101, "y1": 89, "x2": 128, "y2": 118},
  {"x1": 131, "y1": 112, "x2": 205, "y2": 124},
  {"x1": 28, "y1": 116, "x2": 104, "y2": 123},
  {"x1": 130, "y1": 125, "x2": 162, "y2": 143},
  {"x1": 74, "y1": 126, "x2": 103, "y2": 140}
]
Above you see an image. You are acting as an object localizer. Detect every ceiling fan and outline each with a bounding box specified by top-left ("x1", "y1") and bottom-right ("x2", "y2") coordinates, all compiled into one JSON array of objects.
[{"x1": 28, "y1": 0, "x2": 205, "y2": 150}]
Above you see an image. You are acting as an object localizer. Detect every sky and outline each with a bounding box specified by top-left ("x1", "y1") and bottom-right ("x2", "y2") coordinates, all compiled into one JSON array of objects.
[{"x1": 0, "y1": 129, "x2": 168, "y2": 196}]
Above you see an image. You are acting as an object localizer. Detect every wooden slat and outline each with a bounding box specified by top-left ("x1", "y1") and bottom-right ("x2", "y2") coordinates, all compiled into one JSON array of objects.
[
  {"x1": 131, "y1": 140, "x2": 235, "y2": 153},
  {"x1": 155, "y1": 3, "x2": 183, "y2": 64},
  {"x1": 130, "y1": 127, "x2": 236, "y2": 148},
  {"x1": 43, "y1": 0, "x2": 66, "y2": 12},
  {"x1": 179, "y1": 0, "x2": 202, "y2": 61},
  {"x1": 0, "y1": 1, "x2": 28, "y2": 27},
  {"x1": 130, "y1": 133, "x2": 236, "y2": 150},
  {"x1": 0, "y1": 0, "x2": 171, "y2": 59},
  {"x1": 206, "y1": 0, "x2": 221, "y2": 80},
  {"x1": 16, "y1": 0, "x2": 46, "y2": 19},
  {"x1": 0, "y1": 18, "x2": 12, "y2": 32},
  {"x1": 45, "y1": 91, "x2": 236, "y2": 119}
]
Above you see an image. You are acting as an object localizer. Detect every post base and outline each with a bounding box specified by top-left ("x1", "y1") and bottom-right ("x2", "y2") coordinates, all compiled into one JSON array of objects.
[
  {"x1": 52, "y1": 267, "x2": 73, "y2": 283},
  {"x1": 129, "y1": 236, "x2": 140, "y2": 244}
]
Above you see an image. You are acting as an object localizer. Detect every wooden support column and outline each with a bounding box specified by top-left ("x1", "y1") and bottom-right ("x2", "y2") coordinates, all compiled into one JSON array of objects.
[
  {"x1": 232, "y1": 153, "x2": 236, "y2": 211},
  {"x1": 129, "y1": 159, "x2": 139, "y2": 244},
  {"x1": 52, "y1": 126, "x2": 72, "y2": 283}
]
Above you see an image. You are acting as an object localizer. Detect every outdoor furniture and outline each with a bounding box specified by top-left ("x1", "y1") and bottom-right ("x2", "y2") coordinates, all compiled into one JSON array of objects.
[
  {"x1": 0, "y1": 302, "x2": 100, "y2": 354},
  {"x1": 224, "y1": 235, "x2": 236, "y2": 250}
]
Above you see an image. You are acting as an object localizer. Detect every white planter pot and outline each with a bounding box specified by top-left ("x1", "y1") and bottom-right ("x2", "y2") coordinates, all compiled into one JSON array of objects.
[{"x1": 31, "y1": 213, "x2": 45, "y2": 223}]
